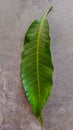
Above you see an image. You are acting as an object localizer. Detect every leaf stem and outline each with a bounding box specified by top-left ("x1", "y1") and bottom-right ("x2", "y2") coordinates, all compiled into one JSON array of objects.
[{"x1": 43, "y1": 6, "x2": 53, "y2": 18}]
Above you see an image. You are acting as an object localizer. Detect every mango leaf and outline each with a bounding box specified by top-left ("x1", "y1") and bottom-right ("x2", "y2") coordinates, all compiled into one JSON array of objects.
[{"x1": 20, "y1": 7, "x2": 54, "y2": 125}]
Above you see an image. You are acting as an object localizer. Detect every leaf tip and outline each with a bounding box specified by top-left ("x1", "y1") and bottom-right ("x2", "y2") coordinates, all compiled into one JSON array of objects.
[{"x1": 38, "y1": 112, "x2": 43, "y2": 127}]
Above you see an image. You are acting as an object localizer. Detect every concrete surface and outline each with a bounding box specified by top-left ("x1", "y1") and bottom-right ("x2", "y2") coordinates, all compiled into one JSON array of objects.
[{"x1": 0, "y1": 0, "x2": 73, "y2": 130}]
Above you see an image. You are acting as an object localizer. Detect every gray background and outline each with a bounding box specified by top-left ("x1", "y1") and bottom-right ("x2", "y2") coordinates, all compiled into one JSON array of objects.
[{"x1": 0, "y1": 0, "x2": 73, "y2": 130}]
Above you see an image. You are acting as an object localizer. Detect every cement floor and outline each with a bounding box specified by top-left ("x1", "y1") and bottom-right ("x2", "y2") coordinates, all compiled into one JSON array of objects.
[{"x1": 0, "y1": 0, "x2": 73, "y2": 130}]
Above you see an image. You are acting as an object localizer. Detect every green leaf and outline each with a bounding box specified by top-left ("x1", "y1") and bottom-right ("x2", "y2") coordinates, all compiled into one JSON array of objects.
[{"x1": 20, "y1": 7, "x2": 54, "y2": 125}]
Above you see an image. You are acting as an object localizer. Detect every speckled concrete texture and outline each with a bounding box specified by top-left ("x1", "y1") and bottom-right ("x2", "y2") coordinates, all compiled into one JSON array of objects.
[{"x1": 0, "y1": 0, "x2": 73, "y2": 130}]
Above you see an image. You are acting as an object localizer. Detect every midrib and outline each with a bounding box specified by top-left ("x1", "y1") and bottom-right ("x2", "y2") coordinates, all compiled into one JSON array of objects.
[{"x1": 37, "y1": 18, "x2": 45, "y2": 110}]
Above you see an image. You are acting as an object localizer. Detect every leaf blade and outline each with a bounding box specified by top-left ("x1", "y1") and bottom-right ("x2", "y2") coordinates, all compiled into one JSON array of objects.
[{"x1": 20, "y1": 8, "x2": 54, "y2": 124}]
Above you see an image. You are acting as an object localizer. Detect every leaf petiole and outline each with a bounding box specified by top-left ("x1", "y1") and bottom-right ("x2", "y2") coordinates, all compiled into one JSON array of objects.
[{"x1": 43, "y1": 6, "x2": 53, "y2": 18}]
